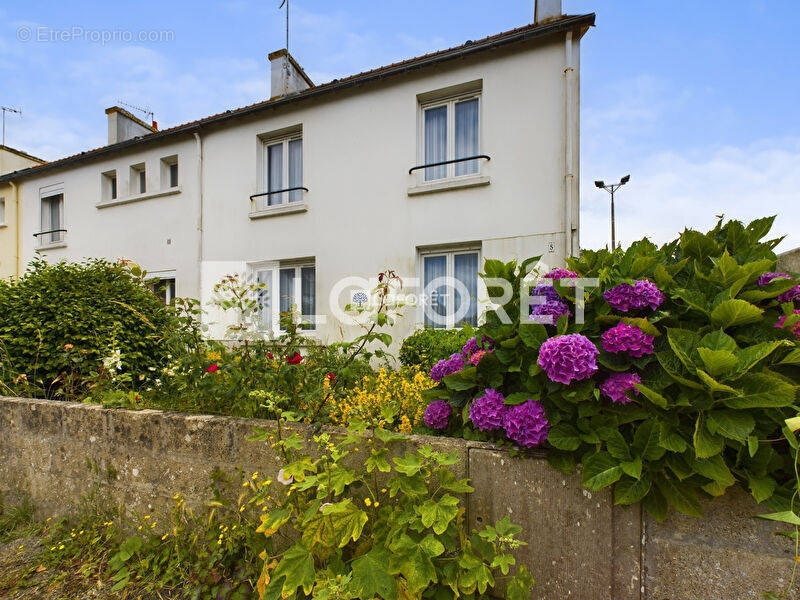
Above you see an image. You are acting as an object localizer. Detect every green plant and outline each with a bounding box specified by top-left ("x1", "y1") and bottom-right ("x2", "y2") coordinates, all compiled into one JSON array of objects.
[
  {"x1": 400, "y1": 327, "x2": 475, "y2": 373},
  {"x1": 427, "y1": 216, "x2": 800, "y2": 519},
  {"x1": 248, "y1": 406, "x2": 534, "y2": 600},
  {"x1": 0, "y1": 492, "x2": 41, "y2": 543},
  {"x1": 0, "y1": 257, "x2": 176, "y2": 399}
]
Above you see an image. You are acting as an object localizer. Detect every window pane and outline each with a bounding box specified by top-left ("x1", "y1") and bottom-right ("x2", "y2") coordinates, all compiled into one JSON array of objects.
[
  {"x1": 454, "y1": 252, "x2": 479, "y2": 327},
  {"x1": 424, "y1": 255, "x2": 448, "y2": 328},
  {"x1": 170, "y1": 163, "x2": 179, "y2": 188},
  {"x1": 424, "y1": 106, "x2": 447, "y2": 181},
  {"x1": 288, "y1": 139, "x2": 303, "y2": 203},
  {"x1": 300, "y1": 266, "x2": 315, "y2": 330},
  {"x1": 41, "y1": 195, "x2": 63, "y2": 244},
  {"x1": 279, "y1": 268, "x2": 295, "y2": 324},
  {"x1": 267, "y1": 143, "x2": 284, "y2": 206},
  {"x1": 0, "y1": 199, "x2": 5, "y2": 224},
  {"x1": 110, "y1": 176, "x2": 117, "y2": 199},
  {"x1": 139, "y1": 170, "x2": 146, "y2": 194},
  {"x1": 455, "y1": 99, "x2": 479, "y2": 176},
  {"x1": 257, "y1": 270, "x2": 272, "y2": 329}
]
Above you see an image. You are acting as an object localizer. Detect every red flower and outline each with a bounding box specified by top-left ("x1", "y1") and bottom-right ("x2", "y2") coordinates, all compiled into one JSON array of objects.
[
  {"x1": 205, "y1": 363, "x2": 219, "y2": 373},
  {"x1": 286, "y1": 353, "x2": 303, "y2": 365},
  {"x1": 326, "y1": 372, "x2": 336, "y2": 383},
  {"x1": 267, "y1": 352, "x2": 274, "y2": 360}
]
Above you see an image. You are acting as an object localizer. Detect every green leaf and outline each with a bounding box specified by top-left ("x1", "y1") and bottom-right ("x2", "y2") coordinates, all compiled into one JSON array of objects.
[
  {"x1": 656, "y1": 479, "x2": 702, "y2": 518},
  {"x1": 724, "y1": 373, "x2": 797, "y2": 409},
  {"x1": 733, "y1": 341, "x2": 790, "y2": 376},
  {"x1": 302, "y1": 499, "x2": 368, "y2": 549},
  {"x1": 582, "y1": 452, "x2": 623, "y2": 490},
  {"x1": 365, "y1": 448, "x2": 391, "y2": 473},
  {"x1": 658, "y1": 422, "x2": 688, "y2": 453},
  {"x1": 257, "y1": 507, "x2": 292, "y2": 537},
  {"x1": 747, "y1": 435, "x2": 759, "y2": 457},
  {"x1": 748, "y1": 475, "x2": 777, "y2": 503},
  {"x1": 691, "y1": 454, "x2": 735, "y2": 487},
  {"x1": 614, "y1": 475, "x2": 652, "y2": 505},
  {"x1": 504, "y1": 392, "x2": 533, "y2": 406},
  {"x1": 505, "y1": 566, "x2": 535, "y2": 600},
  {"x1": 418, "y1": 494, "x2": 460, "y2": 534},
  {"x1": 491, "y1": 553, "x2": 517, "y2": 575},
  {"x1": 437, "y1": 469, "x2": 474, "y2": 493},
  {"x1": 779, "y1": 349, "x2": 800, "y2": 366},
  {"x1": 352, "y1": 549, "x2": 398, "y2": 600},
  {"x1": 619, "y1": 458, "x2": 643, "y2": 480},
  {"x1": 388, "y1": 534, "x2": 443, "y2": 594},
  {"x1": 633, "y1": 421, "x2": 666, "y2": 461},
  {"x1": 696, "y1": 348, "x2": 738, "y2": 377},
  {"x1": 518, "y1": 323, "x2": 548, "y2": 349},
  {"x1": 707, "y1": 410, "x2": 755, "y2": 440},
  {"x1": 667, "y1": 328, "x2": 700, "y2": 371},
  {"x1": 548, "y1": 423, "x2": 583, "y2": 451},
  {"x1": 710, "y1": 299, "x2": 763, "y2": 329},
  {"x1": 392, "y1": 452, "x2": 423, "y2": 476},
  {"x1": 755, "y1": 511, "x2": 800, "y2": 526},
  {"x1": 635, "y1": 383, "x2": 668, "y2": 409},
  {"x1": 693, "y1": 416, "x2": 724, "y2": 458},
  {"x1": 642, "y1": 486, "x2": 669, "y2": 522},
  {"x1": 272, "y1": 543, "x2": 315, "y2": 597}
]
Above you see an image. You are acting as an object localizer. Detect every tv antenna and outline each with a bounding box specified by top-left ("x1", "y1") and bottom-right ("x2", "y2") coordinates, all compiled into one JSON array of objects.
[
  {"x1": 279, "y1": 0, "x2": 289, "y2": 53},
  {"x1": 117, "y1": 100, "x2": 155, "y2": 126},
  {"x1": 1, "y1": 106, "x2": 22, "y2": 146}
]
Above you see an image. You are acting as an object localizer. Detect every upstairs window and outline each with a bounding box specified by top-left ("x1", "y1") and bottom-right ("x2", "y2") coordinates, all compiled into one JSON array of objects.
[
  {"x1": 420, "y1": 247, "x2": 480, "y2": 329},
  {"x1": 262, "y1": 135, "x2": 303, "y2": 208},
  {"x1": 161, "y1": 155, "x2": 178, "y2": 189},
  {"x1": 39, "y1": 193, "x2": 65, "y2": 245},
  {"x1": 130, "y1": 163, "x2": 146, "y2": 195},
  {"x1": 254, "y1": 260, "x2": 316, "y2": 332},
  {"x1": 0, "y1": 197, "x2": 5, "y2": 226},
  {"x1": 102, "y1": 170, "x2": 117, "y2": 201},
  {"x1": 422, "y1": 95, "x2": 480, "y2": 181}
]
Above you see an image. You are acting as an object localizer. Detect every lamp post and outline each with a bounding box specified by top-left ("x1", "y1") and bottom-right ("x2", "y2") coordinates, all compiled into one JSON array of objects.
[{"x1": 594, "y1": 175, "x2": 630, "y2": 250}]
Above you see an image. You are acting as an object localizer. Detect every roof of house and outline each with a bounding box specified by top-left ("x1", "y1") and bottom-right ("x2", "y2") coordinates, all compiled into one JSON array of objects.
[
  {"x1": 0, "y1": 145, "x2": 46, "y2": 166},
  {"x1": 105, "y1": 106, "x2": 159, "y2": 133},
  {"x1": 0, "y1": 12, "x2": 595, "y2": 185}
]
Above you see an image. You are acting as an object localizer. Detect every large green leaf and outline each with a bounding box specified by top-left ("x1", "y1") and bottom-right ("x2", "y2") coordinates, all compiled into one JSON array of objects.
[
  {"x1": 635, "y1": 383, "x2": 668, "y2": 409},
  {"x1": 710, "y1": 299, "x2": 763, "y2": 329},
  {"x1": 723, "y1": 373, "x2": 797, "y2": 409},
  {"x1": 547, "y1": 423, "x2": 582, "y2": 451},
  {"x1": 642, "y1": 486, "x2": 669, "y2": 522},
  {"x1": 614, "y1": 475, "x2": 652, "y2": 505},
  {"x1": 667, "y1": 328, "x2": 700, "y2": 371},
  {"x1": 696, "y1": 348, "x2": 738, "y2": 377},
  {"x1": 707, "y1": 410, "x2": 755, "y2": 440},
  {"x1": 582, "y1": 452, "x2": 623, "y2": 490},
  {"x1": 656, "y1": 479, "x2": 703, "y2": 518},
  {"x1": 272, "y1": 543, "x2": 315, "y2": 597},
  {"x1": 691, "y1": 454, "x2": 735, "y2": 487},
  {"x1": 693, "y1": 416, "x2": 724, "y2": 458},
  {"x1": 633, "y1": 421, "x2": 666, "y2": 461},
  {"x1": 518, "y1": 323, "x2": 548, "y2": 349},
  {"x1": 352, "y1": 549, "x2": 398, "y2": 600},
  {"x1": 418, "y1": 494, "x2": 460, "y2": 534},
  {"x1": 301, "y1": 499, "x2": 368, "y2": 549},
  {"x1": 388, "y1": 534, "x2": 444, "y2": 594},
  {"x1": 505, "y1": 566, "x2": 535, "y2": 600},
  {"x1": 658, "y1": 422, "x2": 688, "y2": 453},
  {"x1": 733, "y1": 341, "x2": 790, "y2": 376}
]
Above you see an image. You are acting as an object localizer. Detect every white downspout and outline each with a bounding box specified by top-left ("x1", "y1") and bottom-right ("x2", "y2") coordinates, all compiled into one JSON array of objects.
[
  {"x1": 564, "y1": 30, "x2": 576, "y2": 258},
  {"x1": 193, "y1": 132, "x2": 203, "y2": 296},
  {"x1": 10, "y1": 180, "x2": 20, "y2": 276}
]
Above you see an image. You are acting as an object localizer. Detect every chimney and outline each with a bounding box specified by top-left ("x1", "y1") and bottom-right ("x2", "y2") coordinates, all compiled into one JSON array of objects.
[
  {"x1": 105, "y1": 106, "x2": 157, "y2": 145},
  {"x1": 534, "y1": 0, "x2": 563, "y2": 24},
  {"x1": 268, "y1": 49, "x2": 314, "y2": 99}
]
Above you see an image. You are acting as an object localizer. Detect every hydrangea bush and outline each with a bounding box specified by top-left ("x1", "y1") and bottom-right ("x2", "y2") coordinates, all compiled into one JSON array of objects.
[{"x1": 423, "y1": 216, "x2": 800, "y2": 521}]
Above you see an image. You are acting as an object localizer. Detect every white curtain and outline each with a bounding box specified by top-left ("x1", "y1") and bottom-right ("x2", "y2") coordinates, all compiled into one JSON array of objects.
[
  {"x1": 288, "y1": 139, "x2": 303, "y2": 203},
  {"x1": 257, "y1": 269, "x2": 272, "y2": 329},
  {"x1": 279, "y1": 268, "x2": 295, "y2": 319},
  {"x1": 454, "y1": 252, "x2": 478, "y2": 327},
  {"x1": 41, "y1": 195, "x2": 63, "y2": 243},
  {"x1": 267, "y1": 143, "x2": 283, "y2": 206},
  {"x1": 455, "y1": 99, "x2": 479, "y2": 176},
  {"x1": 300, "y1": 266, "x2": 315, "y2": 330},
  {"x1": 424, "y1": 255, "x2": 448, "y2": 328},
  {"x1": 424, "y1": 106, "x2": 447, "y2": 181}
]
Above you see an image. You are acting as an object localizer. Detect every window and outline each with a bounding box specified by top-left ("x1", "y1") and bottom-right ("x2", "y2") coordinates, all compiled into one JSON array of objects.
[
  {"x1": 420, "y1": 247, "x2": 480, "y2": 328},
  {"x1": 39, "y1": 193, "x2": 65, "y2": 245},
  {"x1": 160, "y1": 155, "x2": 178, "y2": 189},
  {"x1": 102, "y1": 171, "x2": 117, "y2": 201},
  {"x1": 253, "y1": 260, "x2": 315, "y2": 332},
  {"x1": 261, "y1": 135, "x2": 303, "y2": 208},
  {"x1": 0, "y1": 198, "x2": 5, "y2": 226},
  {"x1": 421, "y1": 95, "x2": 480, "y2": 181},
  {"x1": 149, "y1": 277, "x2": 176, "y2": 304},
  {"x1": 130, "y1": 163, "x2": 146, "y2": 195}
]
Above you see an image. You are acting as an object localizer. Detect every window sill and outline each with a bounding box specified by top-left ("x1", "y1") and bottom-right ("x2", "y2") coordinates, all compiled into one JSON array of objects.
[
  {"x1": 36, "y1": 241, "x2": 67, "y2": 251},
  {"x1": 407, "y1": 175, "x2": 490, "y2": 196},
  {"x1": 0, "y1": 223, "x2": 6, "y2": 229},
  {"x1": 96, "y1": 186, "x2": 182, "y2": 209},
  {"x1": 249, "y1": 200, "x2": 308, "y2": 220}
]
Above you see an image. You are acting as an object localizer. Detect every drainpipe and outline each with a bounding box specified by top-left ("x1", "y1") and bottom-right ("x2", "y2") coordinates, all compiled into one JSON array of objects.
[
  {"x1": 193, "y1": 132, "x2": 203, "y2": 297},
  {"x1": 10, "y1": 180, "x2": 20, "y2": 277},
  {"x1": 563, "y1": 30, "x2": 576, "y2": 258}
]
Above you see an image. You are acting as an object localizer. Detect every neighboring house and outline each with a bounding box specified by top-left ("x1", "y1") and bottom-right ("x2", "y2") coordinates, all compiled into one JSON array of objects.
[
  {"x1": 0, "y1": 2, "x2": 594, "y2": 345},
  {"x1": 0, "y1": 145, "x2": 46, "y2": 278}
]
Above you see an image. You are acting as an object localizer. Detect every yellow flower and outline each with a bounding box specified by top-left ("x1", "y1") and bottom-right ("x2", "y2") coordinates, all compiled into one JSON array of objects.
[
  {"x1": 374, "y1": 502, "x2": 380, "y2": 508},
  {"x1": 364, "y1": 498, "x2": 372, "y2": 507},
  {"x1": 251, "y1": 472, "x2": 259, "y2": 480},
  {"x1": 161, "y1": 534, "x2": 169, "y2": 541}
]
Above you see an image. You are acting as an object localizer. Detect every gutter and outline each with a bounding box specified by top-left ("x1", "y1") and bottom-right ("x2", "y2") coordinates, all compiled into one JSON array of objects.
[
  {"x1": 10, "y1": 180, "x2": 19, "y2": 276},
  {"x1": 0, "y1": 12, "x2": 595, "y2": 186}
]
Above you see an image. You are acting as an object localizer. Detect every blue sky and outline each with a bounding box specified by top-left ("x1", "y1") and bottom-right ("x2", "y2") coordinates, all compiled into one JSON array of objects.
[{"x1": 1, "y1": 0, "x2": 798, "y2": 250}]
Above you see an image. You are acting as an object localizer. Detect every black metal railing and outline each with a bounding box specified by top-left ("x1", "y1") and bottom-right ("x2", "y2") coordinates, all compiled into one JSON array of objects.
[
  {"x1": 33, "y1": 229, "x2": 67, "y2": 238},
  {"x1": 408, "y1": 154, "x2": 491, "y2": 175},
  {"x1": 249, "y1": 187, "x2": 309, "y2": 202}
]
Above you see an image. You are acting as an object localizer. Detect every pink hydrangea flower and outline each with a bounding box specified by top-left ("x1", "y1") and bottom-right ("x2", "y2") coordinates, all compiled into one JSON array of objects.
[
  {"x1": 604, "y1": 280, "x2": 665, "y2": 312},
  {"x1": 469, "y1": 389, "x2": 508, "y2": 431},
  {"x1": 776, "y1": 310, "x2": 800, "y2": 341},
  {"x1": 537, "y1": 334, "x2": 599, "y2": 385},
  {"x1": 601, "y1": 322, "x2": 654, "y2": 357},
  {"x1": 543, "y1": 268, "x2": 578, "y2": 281},
  {"x1": 468, "y1": 349, "x2": 492, "y2": 366},
  {"x1": 757, "y1": 272, "x2": 792, "y2": 286},
  {"x1": 430, "y1": 353, "x2": 464, "y2": 382},
  {"x1": 503, "y1": 400, "x2": 550, "y2": 448},
  {"x1": 599, "y1": 372, "x2": 642, "y2": 404},
  {"x1": 423, "y1": 400, "x2": 451, "y2": 430}
]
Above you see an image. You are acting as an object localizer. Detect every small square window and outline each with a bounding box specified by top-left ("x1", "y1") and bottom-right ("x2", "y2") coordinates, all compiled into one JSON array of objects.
[
  {"x1": 130, "y1": 163, "x2": 146, "y2": 195},
  {"x1": 161, "y1": 155, "x2": 179, "y2": 189},
  {"x1": 102, "y1": 170, "x2": 117, "y2": 201}
]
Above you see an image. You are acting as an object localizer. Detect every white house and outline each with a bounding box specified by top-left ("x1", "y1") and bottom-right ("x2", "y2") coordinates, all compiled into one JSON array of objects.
[{"x1": 0, "y1": 3, "x2": 594, "y2": 344}]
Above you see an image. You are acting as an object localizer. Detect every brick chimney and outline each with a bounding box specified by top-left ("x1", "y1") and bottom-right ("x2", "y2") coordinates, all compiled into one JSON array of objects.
[
  {"x1": 534, "y1": 0, "x2": 563, "y2": 23},
  {"x1": 268, "y1": 49, "x2": 314, "y2": 99},
  {"x1": 105, "y1": 106, "x2": 157, "y2": 145}
]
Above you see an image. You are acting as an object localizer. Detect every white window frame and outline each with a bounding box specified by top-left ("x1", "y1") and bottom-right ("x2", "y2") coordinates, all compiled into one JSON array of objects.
[
  {"x1": 160, "y1": 155, "x2": 179, "y2": 189},
  {"x1": 417, "y1": 245, "x2": 483, "y2": 329},
  {"x1": 418, "y1": 92, "x2": 482, "y2": 183},
  {"x1": 259, "y1": 132, "x2": 303, "y2": 209},
  {"x1": 130, "y1": 163, "x2": 146, "y2": 195},
  {"x1": 38, "y1": 187, "x2": 65, "y2": 247},
  {"x1": 250, "y1": 259, "x2": 316, "y2": 334},
  {"x1": 101, "y1": 170, "x2": 117, "y2": 202},
  {"x1": 146, "y1": 271, "x2": 177, "y2": 305}
]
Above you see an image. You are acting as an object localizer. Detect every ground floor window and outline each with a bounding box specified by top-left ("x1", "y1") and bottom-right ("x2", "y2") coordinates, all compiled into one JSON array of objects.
[
  {"x1": 253, "y1": 260, "x2": 316, "y2": 332},
  {"x1": 419, "y1": 247, "x2": 480, "y2": 329},
  {"x1": 148, "y1": 276, "x2": 176, "y2": 305}
]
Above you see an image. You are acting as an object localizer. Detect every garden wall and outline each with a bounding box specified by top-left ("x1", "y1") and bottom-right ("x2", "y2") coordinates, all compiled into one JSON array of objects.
[{"x1": 0, "y1": 396, "x2": 795, "y2": 599}]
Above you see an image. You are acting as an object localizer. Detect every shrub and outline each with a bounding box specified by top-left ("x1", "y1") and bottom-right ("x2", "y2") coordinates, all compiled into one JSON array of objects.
[
  {"x1": 399, "y1": 327, "x2": 475, "y2": 372},
  {"x1": 0, "y1": 258, "x2": 176, "y2": 398},
  {"x1": 425, "y1": 216, "x2": 800, "y2": 520}
]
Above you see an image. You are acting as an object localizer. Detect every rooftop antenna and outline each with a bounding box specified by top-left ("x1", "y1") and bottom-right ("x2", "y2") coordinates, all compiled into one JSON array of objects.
[
  {"x1": 117, "y1": 100, "x2": 155, "y2": 127},
  {"x1": 279, "y1": 0, "x2": 289, "y2": 95},
  {"x1": 1, "y1": 106, "x2": 22, "y2": 146}
]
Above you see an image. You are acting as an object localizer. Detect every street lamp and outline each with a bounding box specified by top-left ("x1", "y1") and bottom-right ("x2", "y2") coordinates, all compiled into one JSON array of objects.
[{"x1": 594, "y1": 175, "x2": 630, "y2": 250}]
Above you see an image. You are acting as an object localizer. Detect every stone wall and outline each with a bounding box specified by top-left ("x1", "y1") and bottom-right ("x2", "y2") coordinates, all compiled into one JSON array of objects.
[
  {"x1": 779, "y1": 247, "x2": 800, "y2": 274},
  {"x1": 0, "y1": 396, "x2": 795, "y2": 599}
]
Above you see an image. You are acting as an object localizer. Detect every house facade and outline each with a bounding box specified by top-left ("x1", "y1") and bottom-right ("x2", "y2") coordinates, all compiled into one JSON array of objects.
[
  {"x1": 0, "y1": 145, "x2": 45, "y2": 278},
  {"x1": 0, "y1": 6, "x2": 594, "y2": 344}
]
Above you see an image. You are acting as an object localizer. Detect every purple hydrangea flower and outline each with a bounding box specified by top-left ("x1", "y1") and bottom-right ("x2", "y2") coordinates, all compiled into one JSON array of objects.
[
  {"x1": 469, "y1": 389, "x2": 508, "y2": 431},
  {"x1": 430, "y1": 353, "x2": 464, "y2": 382},
  {"x1": 599, "y1": 372, "x2": 642, "y2": 404},
  {"x1": 537, "y1": 334, "x2": 599, "y2": 385},
  {"x1": 778, "y1": 285, "x2": 800, "y2": 304},
  {"x1": 461, "y1": 335, "x2": 494, "y2": 358},
  {"x1": 757, "y1": 272, "x2": 792, "y2": 286},
  {"x1": 601, "y1": 322, "x2": 655, "y2": 357},
  {"x1": 503, "y1": 400, "x2": 550, "y2": 448},
  {"x1": 603, "y1": 280, "x2": 665, "y2": 312},
  {"x1": 530, "y1": 300, "x2": 572, "y2": 325},
  {"x1": 423, "y1": 400, "x2": 451, "y2": 430},
  {"x1": 775, "y1": 309, "x2": 800, "y2": 341},
  {"x1": 532, "y1": 283, "x2": 561, "y2": 303},
  {"x1": 543, "y1": 268, "x2": 578, "y2": 281}
]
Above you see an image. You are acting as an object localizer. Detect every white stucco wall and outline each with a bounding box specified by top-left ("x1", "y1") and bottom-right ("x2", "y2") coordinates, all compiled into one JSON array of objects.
[{"x1": 15, "y1": 30, "x2": 582, "y2": 347}]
